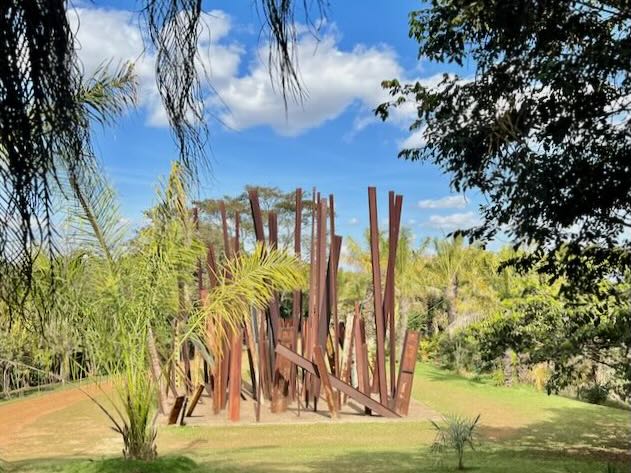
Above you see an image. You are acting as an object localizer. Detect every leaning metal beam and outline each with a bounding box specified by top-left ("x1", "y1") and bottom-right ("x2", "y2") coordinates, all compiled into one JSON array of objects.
[{"x1": 275, "y1": 344, "x2": 400, "y2": 418}]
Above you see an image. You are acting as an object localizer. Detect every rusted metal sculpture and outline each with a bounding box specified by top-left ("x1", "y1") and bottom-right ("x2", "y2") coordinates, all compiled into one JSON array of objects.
[{"x1": 162, "y1": 187, "x2": 420, "y2": 423}]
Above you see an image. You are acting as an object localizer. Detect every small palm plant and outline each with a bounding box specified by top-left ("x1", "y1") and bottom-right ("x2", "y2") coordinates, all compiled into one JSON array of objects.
[{"x1": 430, "y1": 413, "x2": 480, "y2": 470}]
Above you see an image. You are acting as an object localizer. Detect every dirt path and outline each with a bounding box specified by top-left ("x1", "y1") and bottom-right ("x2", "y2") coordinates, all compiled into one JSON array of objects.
[{"x1": 0, "y1": 383, "x2": 118, "y2": 461}]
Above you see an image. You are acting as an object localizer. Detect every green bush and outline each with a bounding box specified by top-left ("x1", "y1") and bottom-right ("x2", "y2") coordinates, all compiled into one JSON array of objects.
[
  {"x1": 433, "y1": 332, "x2": 481, "y2": 373},
  {"x1": 579, "y1": 384, "x2": 609, "y2": 405},
  {"x1": 491, "y1": 368, "x2": 505, "y2": 387}
]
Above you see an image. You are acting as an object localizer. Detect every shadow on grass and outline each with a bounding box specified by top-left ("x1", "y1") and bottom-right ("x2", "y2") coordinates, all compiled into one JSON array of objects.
[
  {"x1": 479, "y1": 405, "x2": 630, "y2": 463},
  {"x1": 419, "y1": 366, "x2": 630, "y2": 463},
  {"x1": 8, "y1": 449, "x2": 627, "y2": 473}
]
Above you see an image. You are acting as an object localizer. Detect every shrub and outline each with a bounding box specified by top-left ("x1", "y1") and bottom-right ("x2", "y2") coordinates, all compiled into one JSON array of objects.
[
  {"x1": 434, "y1": 333, "x2": 481, "y2": 373},
  {"x1": 531, "y1": 363, "x2": 550, "y2": 391},
  {"x1": 418, "y1": 339, "x2": 437, "y2": 362},
  {"x1": 579, "y1": 383, "x2": 609, "y2": 405},
  {"x1": 491, "y1": 368, "x2": 505, "y2": 387},
  {"x1": 430, "y1": 413, "x2": 481, "y2": 470}
]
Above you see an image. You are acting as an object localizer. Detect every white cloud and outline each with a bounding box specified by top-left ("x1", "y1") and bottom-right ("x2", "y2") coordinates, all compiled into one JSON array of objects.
[
  {"x1": 348, "y1": 217, "x2": 359, "y2": 225},
  {"x1": 214, "y1": 34, "x2": 403, "y2": 135},
  {"x1": 425, "y1": 212, "x2": 479, "y2": 231},
  {"x1": 71, "y1": 5, "x2": 449, "y2": 137},
  {"x1": 399, "y1": 127, "x2": 426, "y2": 150},
  {"x1": 418, "y1": 195, "x2": 467, "y2": 209},
  {"x1": 71, "y1": 7, "x2": 242, "y2": 128}
]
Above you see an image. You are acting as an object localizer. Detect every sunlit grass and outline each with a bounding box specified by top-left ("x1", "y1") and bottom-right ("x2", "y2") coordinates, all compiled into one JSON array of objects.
[{"x1": 5, "y1": 363, "x2": 630, "y2": 472}]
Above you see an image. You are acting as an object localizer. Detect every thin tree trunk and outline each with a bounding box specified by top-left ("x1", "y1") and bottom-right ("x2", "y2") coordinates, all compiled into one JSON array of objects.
[
  {"x1": 446, "y1": 277, "x2": 458, "y2": 326},
  {"x1": 147, "y1": 326, "x2": 166, "y2": 414}
]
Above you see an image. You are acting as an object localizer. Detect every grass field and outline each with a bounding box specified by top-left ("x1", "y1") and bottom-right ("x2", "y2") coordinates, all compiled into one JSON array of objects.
[{"x1": 2, "y1": 364, "x2": 629, "y2": 472}]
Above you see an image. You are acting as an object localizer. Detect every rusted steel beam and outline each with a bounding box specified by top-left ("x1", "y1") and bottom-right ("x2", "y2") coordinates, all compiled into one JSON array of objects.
[
  {"x1": 206, "y1": 245, "x2": 218, "y2": 289},
  {"x1": 244, "y1": 322, "x2": 257, "y2": 401},
  {"x1": 219, "y1": 201, "x2": 231, "y2": 257},
  {"x1": 168, "y1": 396, "x2": 186, "y2": 424},
  {"x1": 353, "y1": 316, "x2": 371, "y2": 414},
  {"x1": 271, "y1": 324, "x2": 293, "y2": 412},
  {"x1": 383, "y1": 192, "x2": 403, "y2": 398},
  {"x1": 179, "y1": 397, "x2": 188, "y2": 425},
  {"x1": 275, "y1": 344, "x2": 399, "y2": 418},
  {"x1": 186, "y1": 384, "x2": 205, "y2": 417},
  {"x1": 304, "y1": 191, "x2": 319, "y2": 407},
  {"x1": 228, "y1": 328, "x2": 243, "y2": 421},
  {"x1": 328, "y1": 195, "x2": 340, "y2": 381},
  {"x1": 316, "y1": 199, "x2": 328, "y2": 348},
  {"x1": 313, "y1": 345, "x2": 338, "y2": 418},
  {"x1": 268, "y1": 211, "x2": 282, "y2": 347},
  {"x1": 340, "y1": 307, "x2": 356, "y2": 388},
  {"x1": 248, "y1": 189, "x2": 266, "y2": 242},
  {"x1": 312, "y1": 199, "x2": 328, "y2": 407},
  {"x1": 394, "y1": 330, "x2": 420, "y2": 416},
  {"x1": 368, "y1": 187, "x2": 388, "y2": 404},
  {"x1": 354, "y1": 317, "x2": 370, "y2": 394},
  {"x1": 306, "y1": 188, "x2": 318, "y2": 360},
  {"x1": 289, "y1": 188, "x2": 303, "y2": 400}
]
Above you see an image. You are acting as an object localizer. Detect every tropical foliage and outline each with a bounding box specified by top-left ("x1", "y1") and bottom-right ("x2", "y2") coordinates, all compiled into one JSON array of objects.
[{"x1": 339, "y1": 232, "x2": 630, "y2": 405}]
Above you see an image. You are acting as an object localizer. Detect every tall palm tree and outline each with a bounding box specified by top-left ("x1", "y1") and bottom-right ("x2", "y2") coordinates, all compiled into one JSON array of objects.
[
  {"x1": 74, "y1": 161, "x2": 305, "y2": 460},
  {"x1": 422, "y1": 236, "x2": 497, "y2": 331}
]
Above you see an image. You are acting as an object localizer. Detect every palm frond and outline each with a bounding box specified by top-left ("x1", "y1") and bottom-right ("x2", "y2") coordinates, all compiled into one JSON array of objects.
[
  {"x1": 78, "y1": 62, "x2": 138, "y2": 126},
  {"x1": 65, "y1": 170, "x2": 129, "y2": 265},
  {"x1": 188, "y1": 243, "x2": 306, "y2": 355}
]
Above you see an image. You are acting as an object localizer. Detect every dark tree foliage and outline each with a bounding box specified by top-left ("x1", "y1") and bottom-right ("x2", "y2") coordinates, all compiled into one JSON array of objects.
[
  {"x1": 0, "y1": 0, "x2": 327, "y2": 321},
  {"x1": 0, "y1": 0, "x2": 84, "y2": 301},
  {"x1": 194, "y1": 186, "x2": 315, "y2": 253},
  {"x1": 376, "y1": 0, "x2": 631, "y2": 291}
]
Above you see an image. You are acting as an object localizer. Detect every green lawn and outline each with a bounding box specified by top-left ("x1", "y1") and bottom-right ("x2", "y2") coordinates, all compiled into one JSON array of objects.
[{"x1": 6, "y1": 364, "x2": 630, "y2": 473}]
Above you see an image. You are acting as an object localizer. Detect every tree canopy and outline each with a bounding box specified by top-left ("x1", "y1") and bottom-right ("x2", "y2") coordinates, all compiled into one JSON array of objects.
[{"x1": 377, "y1": 0, "x2": 631, "y2": 291}]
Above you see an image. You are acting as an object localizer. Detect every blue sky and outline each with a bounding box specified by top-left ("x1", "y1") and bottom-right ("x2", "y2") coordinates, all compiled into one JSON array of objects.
[{"x1": 78, "y1": 1, "x2": 490, "y2": 247}]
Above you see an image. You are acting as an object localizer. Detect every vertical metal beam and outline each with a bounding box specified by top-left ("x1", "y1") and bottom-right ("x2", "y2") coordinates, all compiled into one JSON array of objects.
[
  {"x1": 394, "y1": 330, "x2": 421, "y2": 416},
  {"x1": 328, "y1": 195, "x2": 340, "y2": 380},
  {"x1": 219, "y1": 201, "x2": 230, "y2": 257},
  {"x1": 383, "y1": 192, "x2": 403, "y2": 399},
  {"x1": 354, "y1": 316, "x2": 371, "y2": 415},
  {"x1": 341, "y1": 306, "x2": 357, "y2": 385},
  {"x1": 248, "y1": 189, "x2": 266, "y2": 242},
  {"x1": 304, "y1": 189, "x2": 317, "y2": 407},
  {"x1": 206, "y1": 245, "x2": 218, "y2": 289},
  {"x1": 368, "y1": 187, "x2": 388, "y2": 404},
  {"x1": 228, "y1": 328, "x2": 243, "y2": 421},
  {"x1": 289, "y1": 188, "x2": 303, "y2": 400}
]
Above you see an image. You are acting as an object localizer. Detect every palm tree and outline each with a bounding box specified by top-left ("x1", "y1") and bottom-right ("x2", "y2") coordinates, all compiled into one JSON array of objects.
[
  {"x1": 422, "y1": 236, "x2": 498, "y2": 331},
  {"x1": 73, "y1": 162, "x2": 305, "y2": 460},
  {"x1": 342, "y1": 227, "x2": 423, "y2": 351}
]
